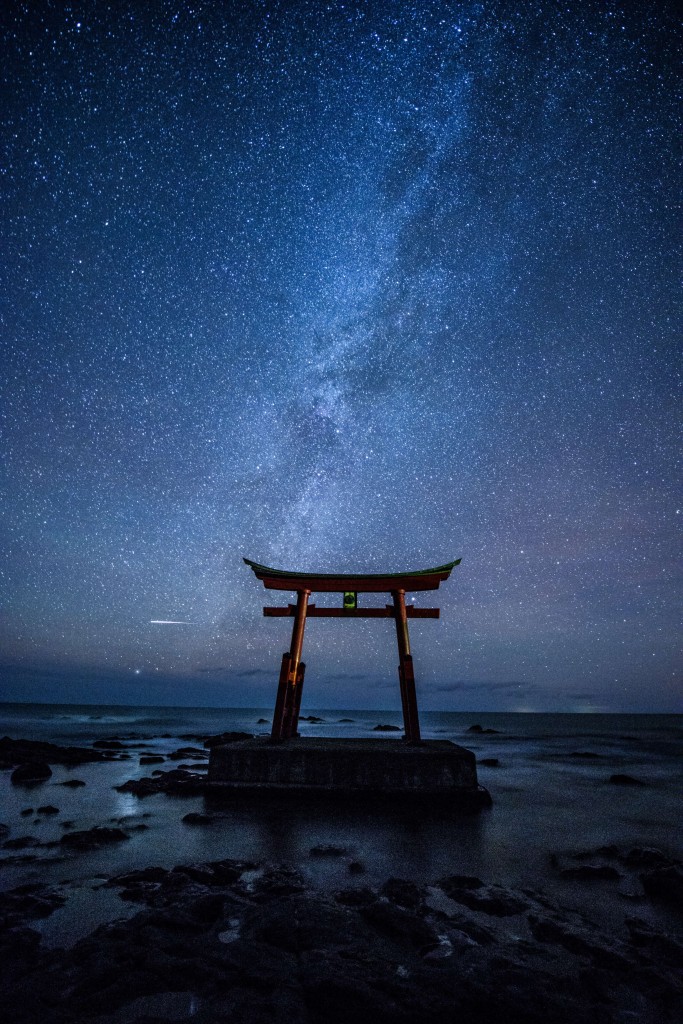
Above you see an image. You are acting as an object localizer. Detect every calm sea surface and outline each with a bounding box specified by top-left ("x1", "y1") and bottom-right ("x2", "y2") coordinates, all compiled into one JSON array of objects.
[{"x1": 1, "y1": 703, "x2": 681, "y2": 945}]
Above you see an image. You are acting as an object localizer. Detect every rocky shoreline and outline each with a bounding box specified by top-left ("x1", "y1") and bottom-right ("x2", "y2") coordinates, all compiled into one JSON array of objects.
[
  {"x1": 1, "y1": 852, "x2": 681, "y2": 1024},
  {"x1": 1, "y1": 731, "x2": 681, "y2": 1022}
]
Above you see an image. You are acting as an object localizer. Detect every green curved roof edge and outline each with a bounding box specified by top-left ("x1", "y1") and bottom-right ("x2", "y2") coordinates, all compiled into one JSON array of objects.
[{"x1": 243, "y1": 557, "x2": 461, "y2": 579}]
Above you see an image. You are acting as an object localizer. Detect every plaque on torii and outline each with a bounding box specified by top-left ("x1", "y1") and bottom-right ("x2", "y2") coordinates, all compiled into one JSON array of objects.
[{"x1": 244, "y1": 557, "x2": 461, "y2": 745}]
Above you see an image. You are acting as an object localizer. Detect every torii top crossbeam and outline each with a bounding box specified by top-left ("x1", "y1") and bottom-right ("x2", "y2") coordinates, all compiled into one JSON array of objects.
[{"x1": 244, "y1": 557, "x2": 461, "y2": 743}]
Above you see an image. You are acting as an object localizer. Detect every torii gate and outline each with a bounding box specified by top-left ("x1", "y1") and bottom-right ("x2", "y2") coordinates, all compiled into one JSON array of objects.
[{"x1": 244, "y1": 557, "x2": 461, "y2": 745}]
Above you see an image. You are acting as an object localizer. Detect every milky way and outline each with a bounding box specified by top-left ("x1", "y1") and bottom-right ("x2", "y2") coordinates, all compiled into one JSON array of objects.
[{"x1": 1, "y1": 2, "x2": 679, "y2": 711}]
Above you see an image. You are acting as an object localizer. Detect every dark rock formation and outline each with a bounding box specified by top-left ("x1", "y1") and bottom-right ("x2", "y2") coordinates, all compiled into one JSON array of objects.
[
  {"x1": 59, "y1": 779, "x2": 86, "y2": 788},
  {"x1": 59, "y1": 827, "x2": 129, "y2": 850},
  {"x1": 478, "y1": 757, "x2": 500, "y2": 767},
  {"x1": 115, "y1": 767, "x2": 205, "y2": 797},
  {"x1": 0, "y1": 736, "x2": 117, "y2": 768},
  {"x1": 0, "y1": 859, "x2": 681, "y2": 1024},
  {"x1": 36, "y1": 805, "x2": 59, "y2": 815},
  {"x1": 372, "y1": 724, "x2": 401, "y2": 732},
  {"x1": 608, "y1": 773, "x2": 646, "y2": 786},
  {"x1": 11, "y1": 763, "x2": 52, "y2": 784},
  {"x1": 467, "y1": 724, "x2": 501, "y2": 734},
  {"x1": 139, "y1": 755, "x2": 165, "y2": 765}
]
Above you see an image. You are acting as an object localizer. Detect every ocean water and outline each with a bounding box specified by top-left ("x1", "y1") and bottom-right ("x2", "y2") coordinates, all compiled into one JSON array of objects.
[{"x1": 1, "y1": 703, "x2": 681, "y2": 946}]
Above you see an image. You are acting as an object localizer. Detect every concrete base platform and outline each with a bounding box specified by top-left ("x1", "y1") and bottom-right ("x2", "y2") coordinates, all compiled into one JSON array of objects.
[{"x1": 206, "y1": 737, "x2": 491, "y2": 810}]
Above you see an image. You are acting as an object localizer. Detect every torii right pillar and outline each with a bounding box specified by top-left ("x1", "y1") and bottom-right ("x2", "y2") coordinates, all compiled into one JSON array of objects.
[{"x1": 392, "y1": 589, "x2": 421, "y2": 743}]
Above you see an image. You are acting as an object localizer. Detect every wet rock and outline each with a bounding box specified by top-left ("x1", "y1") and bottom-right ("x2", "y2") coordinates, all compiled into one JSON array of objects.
[
  {"x1": 0, "y1": 823, "x2": 8, "y2": 837},
  {"x1": 624, "y1": 847, "x2": 675, "y2": 869},
  {"x1": 338, "y1": 718, "x2": 355, "y2": 723},
  {"x1": 372, "y1": 724, "x2": 401, "y2": 732},
  {"x1": 381, "y1": 878, "x2": 422, "y2": 909},
  {"x1": 61, "y1": 821, "x2": 75, "y2": 829},
  {"x1": 92, "y1": 739, "x2": 124, "y2": 749},
  {"x1": 640, "y1": 866, "x2": 683, "y2": 909},
  {"x1": 0, "y1": 736, "x2": 115, "y2": 768},
  {"x1": 559, "y1": 865, "x2": 621, "y2": 881},
  {"x1": 347, "y1": 861, "x2": 365, "y2": 875},
  {"x1": 478, "y1": 757, "x2": 500, "y2": 766},
  {"x1": 360, "y1": 899, "x2": 440, "y2": 950},
  {"x1": 168, "y1": 747, "x2": 208, "y2": 760},
  {"x1": 139, "y1": 755, "x2": 165, "y2": 765},
  {"x1": 309, "y1": 845, "x2": 347, "y2": 857},
  {"x1": 300, "y1": 716, "x2": 325, "y2": 723},
  {"x1": 115, "y1": 768, "x2": 205, "y2": 797},
  {"x1": 60, "y1": 827, "x2": 129, "y2": 850},
  {"x1": 570, "y1": 751, "x2": 603, "y2": 759},
  {"x1": 36, "y1": 805, "x2": 59, "y2": 815},
  {"x1": 439, "y1": 876, "x2": 528, "y2": 916},
  {"x1": 257, "y1": 718, "x2": 269, "y2": 724},
  {"x1": 3, "y1": 836, "x2": 41, "y2": 850},
  {"x1": 467, "y1": 724, "x2": 501, "y2": 734},
  {"x1": 11, "y1": 762, "x2": 52, "y2": 784},
  {"x1": 60, "y1": 778, "x2": 86, "y2": 788},
  {"x1": 20, "y1": 808, "x2": 33, "y2": 816},
  {"x1": 182, "y1": 812, "x2": 216, "y2": 826},
  {"x1": 0, "y1": 883, "x2": 66, "y2": 928},
  {"x1": 608, "y1": 773, "x2": 646, "y2": 786}
]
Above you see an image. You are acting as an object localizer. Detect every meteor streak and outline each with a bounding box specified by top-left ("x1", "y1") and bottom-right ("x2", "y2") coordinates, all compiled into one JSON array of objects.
[{"x1": 149, "y1": 620, "x2": 195, "y2": 625}]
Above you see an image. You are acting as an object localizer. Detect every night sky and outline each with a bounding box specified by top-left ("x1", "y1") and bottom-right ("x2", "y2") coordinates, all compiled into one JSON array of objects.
[{"x1": 1, "y1": 2, "x2": 680, "y2": 712}]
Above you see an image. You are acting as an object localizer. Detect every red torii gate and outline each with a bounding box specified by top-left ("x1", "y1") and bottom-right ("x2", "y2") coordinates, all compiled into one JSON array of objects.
[{"x1": 244, "y1": 557, "x2": 461, "y2": 745}]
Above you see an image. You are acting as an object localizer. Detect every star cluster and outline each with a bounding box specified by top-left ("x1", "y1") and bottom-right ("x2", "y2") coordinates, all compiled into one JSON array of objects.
[{"x1": 1, "y1": 1, "x2": 679, "y2": 711}]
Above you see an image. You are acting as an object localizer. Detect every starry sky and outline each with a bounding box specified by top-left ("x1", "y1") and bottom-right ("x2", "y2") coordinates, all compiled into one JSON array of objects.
[{"x1": 1, "y1": 1, "x2": 680, "y2": 713}]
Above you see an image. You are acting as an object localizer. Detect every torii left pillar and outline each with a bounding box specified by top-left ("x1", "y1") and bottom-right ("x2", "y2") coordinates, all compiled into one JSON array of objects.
[{"x1": 271, "y1": 589, "x2": 310, "y2": 741}]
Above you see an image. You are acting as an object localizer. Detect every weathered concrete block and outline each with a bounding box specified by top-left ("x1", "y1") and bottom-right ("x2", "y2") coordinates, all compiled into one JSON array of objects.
[{"x1": 206, "y1": 737, "x2": 490, "y2": 809}]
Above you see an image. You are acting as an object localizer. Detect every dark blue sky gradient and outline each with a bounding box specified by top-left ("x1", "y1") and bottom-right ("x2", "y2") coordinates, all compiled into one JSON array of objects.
[{"x1": 1, "y1": 1, "x2": 680, "y2": 711}]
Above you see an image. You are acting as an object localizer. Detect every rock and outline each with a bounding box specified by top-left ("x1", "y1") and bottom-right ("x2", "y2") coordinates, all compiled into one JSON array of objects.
[
  {"x1": 381, "y1": 878, "x2": 422, "y2": 909},
  {"x1": 0, "y1": 736, "x2": 116, "y2": 768},
  {"x1": 168, "y1": 747, "x2": 208, "y2": 760},
  {"x1": 182, "y1": 813, "x2": 216, "y2": 826},
  {"x1": 609, "y1": 773, "x2": 646, "y2": 786},
  {"x1": 139, "y1": 755, "x2": 165, "y2": 765},
  {"x1": 372, "y1": 724, "x2": 401, "y2": 732},
  {"x1": 624, "y1": 847, "x2": 675, "y2": 869},
  {"x1": 257, "y1": 718, "x2": 269, "y2": 724},
  {"x1": 338, "y1": 718, "x2": 355, "y2": 723},
  {"x1": 439, "y1": 876, "x2": 528, "y2": 916},
  {"x1": 300, "y1": 716, "x2": 325, "y2": 723},
  {"x1": 467, "y1": 724, "x2": 500, "y2": 734},
  {"x1": 11, "y1": 762, "x2": 52, "y2": 784},
  {"x1": 570, "y1": 751, "x2": 603, "y2": 759},
  {"x1": 36, "y1": 805, "x2": 59, "y2": 815},
  {"x1": 347, "y1": 861, "x2": 365, "y2": 875},
  {"x1": 0, "y1": 823, "x2": 9, "y2": 837},
  {"x1": 115, "y1": 768, "x2": 204, "y2": 797},
  {"x1": 559, "y1": 865, "x2": 621, "y2": 881},
  {"x1": 92, "y1": 740, "x2": 125, "y2": 749},
  {"x1": 60, "y1": 779, "x2": 86, "y2": 788},
  {"x1": 60, "y1": 827, "x2": 129, "y2": 850},
  {"x1": 19, "y1": 808, "x2": 33, "y2": 816},
  {"x1": 0, "y1": 884, "x2": 66, "y2": 928},
  {"x1": 61, "y1": 821, "x2": 75, "y2": 829},
  {"x1": 478, "y1": 758, "x2": 500, "y2": 767},
  {"x1": 640, "y1": 866, "x2": 683, "y2": 908},
  {"x1": 3, "y1": 836, "x2": 41, "y2": 850}
]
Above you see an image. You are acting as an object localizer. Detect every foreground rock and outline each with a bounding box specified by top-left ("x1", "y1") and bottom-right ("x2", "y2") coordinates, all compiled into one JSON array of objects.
[{"x1": 0, "y1": 858, "x2": 680, "y2": 1024}]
